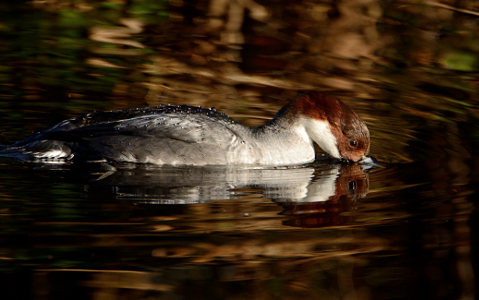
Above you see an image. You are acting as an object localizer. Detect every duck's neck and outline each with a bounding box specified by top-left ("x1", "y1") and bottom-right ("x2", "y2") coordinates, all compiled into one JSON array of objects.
[{"x1": 250, "y1": 107, "x2": 316, "y2": 166}]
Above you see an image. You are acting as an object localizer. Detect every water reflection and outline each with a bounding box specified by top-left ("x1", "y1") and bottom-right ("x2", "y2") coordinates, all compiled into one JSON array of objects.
[
  {"x1": 87, "y1": 163, "x2": 366, "y2": 203},
  {"x1": 80, "y1": 163, "x2": 369, "y2": 229},
  {"x1": 0, "y1": 154, "x2": 477, "y2": 299}
]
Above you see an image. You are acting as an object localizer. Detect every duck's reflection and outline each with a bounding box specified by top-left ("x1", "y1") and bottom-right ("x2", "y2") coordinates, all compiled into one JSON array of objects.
[
  {"x1": 86, "y1": 162, "x2": 369, "y2": 227},
  {"x1": 277, "y1": 164, "x2": 368, "y2": 227}
]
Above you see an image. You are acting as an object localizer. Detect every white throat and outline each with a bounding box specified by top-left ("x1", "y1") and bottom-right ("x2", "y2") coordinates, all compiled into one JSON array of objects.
[{"x1": 301, "y1": 118, "x2": 341, "y2": 159}]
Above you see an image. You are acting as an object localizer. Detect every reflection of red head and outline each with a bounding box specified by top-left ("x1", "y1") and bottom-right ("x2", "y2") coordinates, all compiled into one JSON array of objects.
[{"x1": 280, "y1": 164, "x2": 369, "y2": 228}]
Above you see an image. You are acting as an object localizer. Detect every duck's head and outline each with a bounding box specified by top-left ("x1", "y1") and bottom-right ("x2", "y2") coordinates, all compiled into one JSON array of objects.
[{"x1": 293, "y1": 92, "x2": 370, "y2": 162}]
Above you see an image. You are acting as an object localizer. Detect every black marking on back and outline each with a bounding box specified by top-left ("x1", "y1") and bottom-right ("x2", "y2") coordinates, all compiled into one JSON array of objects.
[{"x1": 72, "y1": 105, "x2": 237, "y2": 127}]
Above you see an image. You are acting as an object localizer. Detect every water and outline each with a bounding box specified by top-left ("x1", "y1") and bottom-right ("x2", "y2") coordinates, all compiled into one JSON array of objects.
[{"x1": 0, "y1": 1, "x2": 478, "y2": 299}]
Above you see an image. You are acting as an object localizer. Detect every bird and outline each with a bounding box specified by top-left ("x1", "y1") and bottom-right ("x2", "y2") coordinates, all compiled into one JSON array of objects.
[{"x1": 0, "y1": 92, "x2": 370, "y2": 166}]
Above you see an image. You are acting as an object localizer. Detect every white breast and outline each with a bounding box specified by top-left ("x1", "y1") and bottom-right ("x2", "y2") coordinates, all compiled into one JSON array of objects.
[{"x1": 301, "y1": 118, "x2": 341, "y2": 159}]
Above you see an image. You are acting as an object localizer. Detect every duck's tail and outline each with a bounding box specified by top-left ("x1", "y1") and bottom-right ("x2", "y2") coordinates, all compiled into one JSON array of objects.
[
  {"x1": 0, "y1": 140, "x2": 75, "y2": 163},
  {"x1": 0, "y1": 142, "x2": 33, "y2": 161},
  {"x1": 0, "y1": 143, "x2": 10, "y2": 153},
  {"x1": 0, "y1": 144, "x2": 22, "y2": 158}
]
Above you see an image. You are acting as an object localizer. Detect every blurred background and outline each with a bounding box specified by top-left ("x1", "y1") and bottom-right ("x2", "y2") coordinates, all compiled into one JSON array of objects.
[{"x1": 0, "y1": 0, "x2": 478, "y2": 299}]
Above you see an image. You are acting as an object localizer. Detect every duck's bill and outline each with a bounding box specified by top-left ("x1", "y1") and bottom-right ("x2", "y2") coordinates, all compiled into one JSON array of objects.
[{"x1": 358, "y1": 155, "x2": 380, "y2": 168}]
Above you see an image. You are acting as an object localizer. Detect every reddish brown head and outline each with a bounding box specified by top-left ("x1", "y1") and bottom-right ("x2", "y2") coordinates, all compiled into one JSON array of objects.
[{"x1": 292, "y1": 92, "x2": 370, "y2": 162}]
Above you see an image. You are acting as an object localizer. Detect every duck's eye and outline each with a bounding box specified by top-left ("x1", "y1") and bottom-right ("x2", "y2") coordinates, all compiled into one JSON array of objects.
[
  {"x1": 349, "y1": 139, "x2": 358, "y2": 147},
  {"x1": 348, "y1": 181, "x2": 357, "y2": 192}
]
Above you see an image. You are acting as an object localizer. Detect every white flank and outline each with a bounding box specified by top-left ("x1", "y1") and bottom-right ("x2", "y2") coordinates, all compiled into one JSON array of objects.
[{"x1": 33, "y1": 150, "x2": 68, "y2": 159}]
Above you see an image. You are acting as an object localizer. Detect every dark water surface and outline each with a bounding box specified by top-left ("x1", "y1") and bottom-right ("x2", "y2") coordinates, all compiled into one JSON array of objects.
[{"x1": 1, "y1": 1, "x2": 479, "y2": 299}]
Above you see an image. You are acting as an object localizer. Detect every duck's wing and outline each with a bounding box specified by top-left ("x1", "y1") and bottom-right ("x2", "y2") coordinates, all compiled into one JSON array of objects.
[
  {"x1": 4, "y1": 108, "x2": 248, "y2": 164},
  {"x1": 44, "y1": 111, "x2": 242, "y2": 144},
  {"x1": 64, "y1": 113, "x2": 246, "y2": 164}
]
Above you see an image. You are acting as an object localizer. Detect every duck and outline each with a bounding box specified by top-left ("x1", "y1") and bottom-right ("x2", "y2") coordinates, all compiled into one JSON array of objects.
[{"x1": 0, "y1": 92, "x2": 371, "y2": 166}]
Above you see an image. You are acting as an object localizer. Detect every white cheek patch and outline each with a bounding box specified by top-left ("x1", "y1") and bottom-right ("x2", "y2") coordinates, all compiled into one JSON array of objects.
[{"x1": 301, "y1": 118, "x2": 341, "y2": 159}]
